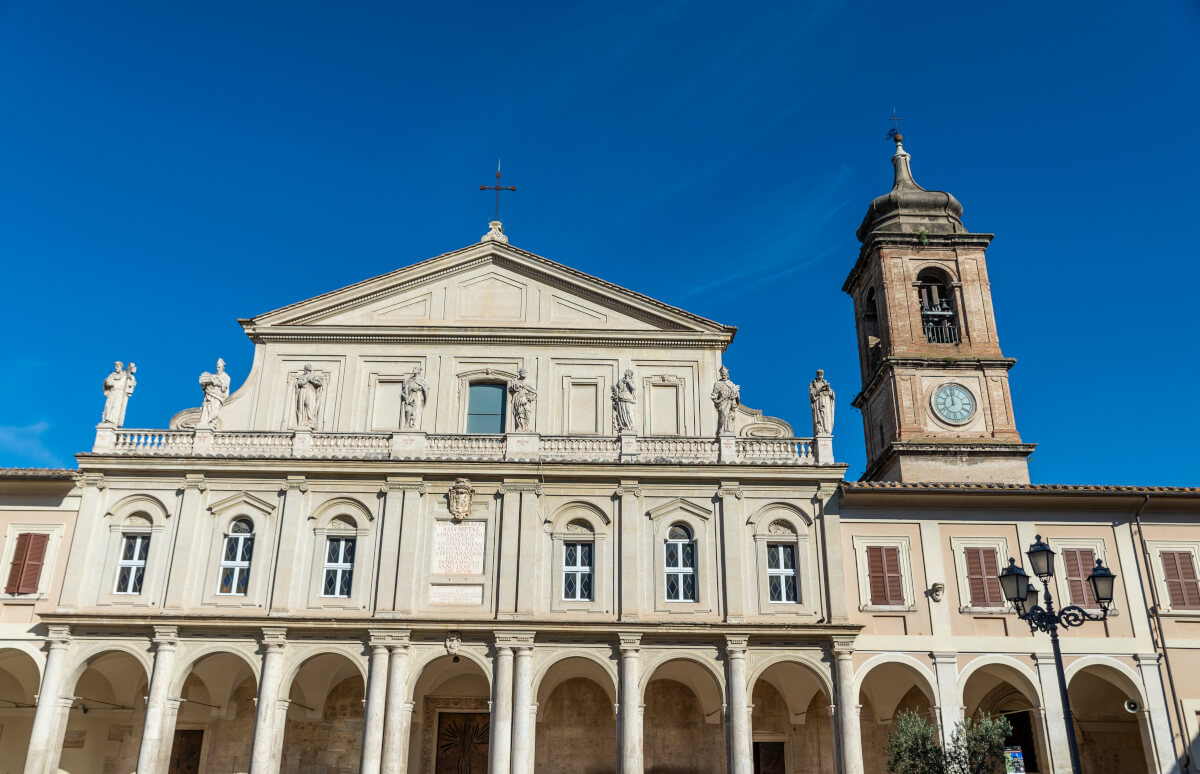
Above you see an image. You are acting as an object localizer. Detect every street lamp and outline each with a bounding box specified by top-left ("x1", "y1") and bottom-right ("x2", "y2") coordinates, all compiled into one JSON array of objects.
[{"x1": 999, "y1": 535, "x2": 1116, "y2": 774}]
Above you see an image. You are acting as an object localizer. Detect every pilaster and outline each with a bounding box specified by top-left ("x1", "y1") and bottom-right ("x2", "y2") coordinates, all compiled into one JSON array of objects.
[
  {"x1": 392, "y1": 482, "x2": 427, "y2": 615},
  {"x1": 269, "y1": 477, "x2": 308, "y2": 614},
  {"x1": 717, "y1": 484, "x2": 746, "y2": 622},
  {"x1": 617, "y1": 483, "x2": 643, "y2": 620},
  {"x1": 164, "y1": 474, "x2": 207, "y2": 611},
  {"x1": 376, "y1": 479, "x2": 422, "y2": 613},
  {"x1": 58, "y1": 473, "x2": 107, "y2": 610}
]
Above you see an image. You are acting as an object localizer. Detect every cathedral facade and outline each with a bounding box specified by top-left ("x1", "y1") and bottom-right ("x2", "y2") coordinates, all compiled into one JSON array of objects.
[{"x1": 0, "y1": 139, "x2": 1197, "y2": 774}]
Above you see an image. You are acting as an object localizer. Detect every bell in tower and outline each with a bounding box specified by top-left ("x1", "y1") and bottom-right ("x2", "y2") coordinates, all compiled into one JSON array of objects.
[{"x1": 844, "y1": 132, "x2": 1036, "y2": 483}]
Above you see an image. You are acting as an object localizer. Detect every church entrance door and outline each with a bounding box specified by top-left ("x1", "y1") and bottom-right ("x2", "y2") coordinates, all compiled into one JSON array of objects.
[
  {"x1": 753, "y1": 741, "x2": 785, "y2": 774},
  {"x1": 435, "y1": 711, "x2": 490, "y2": 774},
  {"x1": 168, "y1": 729, "x2": 204, "y2": 774}
]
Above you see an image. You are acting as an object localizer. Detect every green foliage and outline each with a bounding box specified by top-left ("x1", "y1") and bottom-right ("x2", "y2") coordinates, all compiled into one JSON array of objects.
[
  {"x1": 917, "y1": 228, "x2": 930, "y2": 246},
  {"x1": 887, "y1": 710, "x2": 1013, "y2": 774}
]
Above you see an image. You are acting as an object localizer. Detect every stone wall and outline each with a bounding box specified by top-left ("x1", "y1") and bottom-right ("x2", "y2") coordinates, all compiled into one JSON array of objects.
[
  {"x1": 199, "y1": 680, "x2": 257, "y2": 773},
  {"x1": 534, "y1": 677, "x2": 616, "y2": 774},
  {"x1": 643, "y1": 680, "x2": 725, "y2": 774},
  {"x1": 281, "y1": 676, "x2": 365, "y2": 774}
]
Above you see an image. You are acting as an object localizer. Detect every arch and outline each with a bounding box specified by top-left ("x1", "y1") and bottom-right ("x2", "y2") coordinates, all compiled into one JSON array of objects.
[
  {"x1": 750, "y1": 654, "x2": 833, "y2": 723},
  {"x1": 640, "y1": 654, "x2": 725, "y2": 717},
  {"x1": 533, "y1": 652, "x2": 618, "y2": 707},
  {"x1": 852, "y1": 653, "x2": 938, "y2": 703},
  {"x1": 914, "y1": 264, "x2": 958, "y2": 284},
  {"x1": 169, "y1": 645, "x2": 261, "y2": 696},
  {"x1": 62, "y1": 642, "x2": 153, "y2": 694},
  {"x1": 0, "y1": 647, "x2": 44, "y2": 705},
  {"x1": 1065, "y1": 657, "x2": 1147, "y2": 706},
  {"x1": 546, "y1": 500, "x2": 611, "y2": 530},
  {"x1": 279, "y1": 646, "x2": 367, "y2": 696},
  {"x1": 747, "y1": 502, "x2": 812, "y2": 530},
  {"x1": 957, "y1": 655, "x2": 1042, "y2": 710},
  {"x1": 311, "y1": 496, "x2": 375, "y2": 525},
  {"x1": 105, "y1": 493, "x2": 170, "y2": 524},
  {"x1": 749, "y1": 653, "x2": 834, "y2": 699},
  {"x1": 855, "y1": 654, "x2": 939, "y2": 725},
  {"x1": 407, "y1": 650, "x2": 492, "y2": 703}
]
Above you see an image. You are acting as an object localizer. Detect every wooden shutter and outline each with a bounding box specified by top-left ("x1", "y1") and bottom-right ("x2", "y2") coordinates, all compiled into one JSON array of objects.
[
  {"x1": 5, "y1": 533, "x2": 47, "y2": 595},
  {"x1": 5, "y1": 534, "x2": 30, "y2": 593},
  {"x1": 1062, "y1": 548, "x2": 1097, "y2": 607},
  {"x1": 1161, "y1": 551, "x2": 1200, "y2": 610},
  {"x1": 867, "y1": 546, "x2": 904, "y2": 606},
  {"x1": 965, "y1": 547, "x2": 1004, "y2": 608}
]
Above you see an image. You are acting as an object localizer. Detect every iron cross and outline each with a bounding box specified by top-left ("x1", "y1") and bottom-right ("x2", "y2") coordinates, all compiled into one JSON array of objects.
[
  {"x1": 887, "y1": 110, "x2": 902, "y2": 141},
  {"x1": 480, "y1": 162, "x2": 516, "y2": 222}
]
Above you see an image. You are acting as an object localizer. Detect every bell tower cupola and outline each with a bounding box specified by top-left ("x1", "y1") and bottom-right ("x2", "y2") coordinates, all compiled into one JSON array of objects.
[{"x1": 844, "y1": 133, "x2": 1035, "y2": 483}]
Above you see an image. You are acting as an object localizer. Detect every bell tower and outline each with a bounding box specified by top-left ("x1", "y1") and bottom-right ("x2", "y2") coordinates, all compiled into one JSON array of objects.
[{"x1": 845, "y1": 134, "x2": 1034, "y2": 483}]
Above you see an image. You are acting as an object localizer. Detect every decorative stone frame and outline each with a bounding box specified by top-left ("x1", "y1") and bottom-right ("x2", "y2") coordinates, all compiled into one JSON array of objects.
[
  {"x1": 922, "y1": 376, "x2": 986, "y2": 433},
  {"x1": 559, "y1": 375, "x2": 606, "y2": 436},
  {"x1": 1144, "y1": 540, "x2": 1200, "y2": 616},
  {"x1": 545, "y1": 502, "x2": 612, "y2": 615},
  {"x1": 648, "y1": 498, "x2": 716, "y2": 614},
  {"x1": 455, "y1": 367, "x2": 519, "y2": 434},
  {"x1": 748, "y1": 504, "x2": 816, "y2": 617},
  {"x1": 641, "y1": 374, "x2": 686, "y2": 436},
  {"x1": 422, "y1": 485, "x2": 496, "y2": 613},
  {"x1": 0, "y1": 522, "x2": 66, "y2": 601},
  {"x1": 200, "y1": 491, "x2": 276, "y2": 610},
  {"x1": 852, "y1": 535, "x2": 917, "y2": 612},
  {"x1": 1047, "y1": 537, "x2": 1118, "y2": 614},
  {"x1": 949, "y1": 536, "x2": 1012, "y2": 614},
  {"x1": 305, "y1": 497, "x2": 376, "y2": 611},
  {"x1": 98, "y1": 494, "x2": 172, "y2": 609}
]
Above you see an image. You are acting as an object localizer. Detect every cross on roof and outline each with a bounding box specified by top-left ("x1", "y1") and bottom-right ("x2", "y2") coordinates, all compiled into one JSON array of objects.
[
  {"x1": 480, "y1": 161, "x2": 516, "y2": 223},
  {"x1": 887, "y1": 110, "x2": 903, "y2": 142}
]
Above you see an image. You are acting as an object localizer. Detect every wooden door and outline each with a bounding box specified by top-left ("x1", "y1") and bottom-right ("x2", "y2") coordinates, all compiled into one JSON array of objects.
[{"x1": 169, "y1": 729, "x2": 204, "y2": 774}]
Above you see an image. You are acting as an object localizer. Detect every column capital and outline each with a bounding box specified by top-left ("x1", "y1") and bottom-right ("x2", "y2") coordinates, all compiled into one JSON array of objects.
[
  {"x1": 495, "y1": 630, "x2": 535, "y2": 647},
  {"x1": 74, "y1": 472, "x2": 107, "y2": 490},
  {"x1": 381, "y1": 478, "x2": 426, "y2": 494},
  {"x1": 180, "y1": 473, "x2": 207, "y2": 491},
  {"x1": 1031, "y1": 651, "x2": 1058, "y2": 666},
  {"x1": 716, "y1": 483, "x2": 744, "y2": 500},
  {"x1": 725, "y1": 634, "x2": 750, "y2": 654},
  {"x1": 261, "y1": 627, "x2": 288, "y2": 650},
  {"x1": 930, "y1": 651, "x2": 959, "y2": 665},
  {"x1": 1134, "y1": 652, "x2": 1162, "y2": 666},
  {"x1": 54, "y1": 696, "x2": 75, "y2": 710},
  {"x1": 499, "y1": 480, "x2": 542, "y2": 495},
  {"x1": 369, "y1": 628, "x2": 412, "y2": 648},
  {"x1": 614, "y1": 481, "x2": 642, "y2": 498},
  {"x1": 831, "y1": 636, "x2": 857, "y2": 657},
  {"x1": 618, "y1": 633, "x2": 642, "y2": 653},
  {"x1": 152, "y1": 625, "x2": 180, "y2": 648},
  {"x1": 166, "y1": 698, "x2": 183, "y2": 711},
  {"x1": 280, "y1": 475, "x2": 309, "y2": 493},
  {"x1": 46, "y1": 625, "x2": 72, "y2": 648}
]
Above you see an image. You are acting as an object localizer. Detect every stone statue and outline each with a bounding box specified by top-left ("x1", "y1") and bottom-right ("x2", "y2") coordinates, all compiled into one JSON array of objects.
[
  {"x1": 809, "y1": 369, "x2": 835, "y2": 435},
  {"x1": 101, "y1": 361, "x2": 137, "y2": 426},
  {"x1": 293, "y1": 364, "x2": 326, "y2": 430},
  {"x1": 197, "y1": 358, "x2": 231, "y2": 429},
  {"x1": 400, "y1": 365, "x2": 429, "y2": 430},
  {"x1": 447, "y1": 478, "x2": 475, "y2": 520},
  {"x1": 710, "y1": 365, "x2": 740, "y2": 435},
  {"x1": 508, "y1": 368, "x2": 537, "y2": 432},
  {"x1": 611, "y1": 369, "x2": 637, "y2": 432}
]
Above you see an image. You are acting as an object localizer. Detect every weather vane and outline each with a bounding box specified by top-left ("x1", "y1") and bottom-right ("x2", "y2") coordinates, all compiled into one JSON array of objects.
[
  {"x1": 887, "y1": 110, "x2": 903, "y2": 142},
  {"x1": 480, "y1": 160, "x2": 516, "y2": 222}
]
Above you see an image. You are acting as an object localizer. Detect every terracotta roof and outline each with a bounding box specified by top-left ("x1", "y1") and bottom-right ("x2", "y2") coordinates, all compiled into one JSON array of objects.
[
  {"x1": 841, "y1": 481, "x2": 1200, "y2": 495},
  {"x1": 0, "y1": 467, "x2": 79, "y2": 480}
]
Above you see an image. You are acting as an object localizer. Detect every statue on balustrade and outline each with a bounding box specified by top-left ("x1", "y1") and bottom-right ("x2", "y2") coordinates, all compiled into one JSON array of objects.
[
  {"x1": 197, "y1": 358, "x2": 231, "y2": 429},
  {"x1": 611, "y1": 369, "x2": 637, "y2": 432},
  {"x1": 294, "y1": 364, "x2": 326, "y2": 430},
  {"x1": 508, "y1": 368, "x2": 537, "y2": 432},
  {"x1": 101, "y1": 361, "x2": 137, "y2": 427},
  {"x1": 401, "y1": 365, "x2": 429, "y2": 430},
  {"x1": 809, "y1": 369, "x2": 835, "y2": 435},
  {"x1": 710, "y1": 365, "x2": 740, "y2": 434}
]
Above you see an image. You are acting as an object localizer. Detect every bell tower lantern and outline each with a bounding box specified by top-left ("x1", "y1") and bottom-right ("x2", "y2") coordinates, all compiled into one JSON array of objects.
[{"x1": 845, "y1": 134, "x2": 1034, "y2": 483}]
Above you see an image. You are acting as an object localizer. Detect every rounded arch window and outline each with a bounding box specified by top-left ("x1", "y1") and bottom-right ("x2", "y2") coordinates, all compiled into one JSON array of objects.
[
  {"x1": 916, "y1": 269, "x2": 959, "y2": 344},
  {"x1": 123, "y1": 512, "x2": 153, "y2": 529},
  {"x1": 230, "y1": 518, "x2": 253, "y2": 534},
  {"x1": 863, "y1": 288, "x2": 882, "y2": 369},
  {"x1": 665, "y1": 524, "x2": 696, "y2": 602},
  {"x1": 329, "y1": 514, "x2": 358, "y2": 531},
  {"x1": 218, "y1": 518, "x2": 255, "y2": 596},
  {"x1": 322, "y1": 515, "x2": 357, "y2": 599}
]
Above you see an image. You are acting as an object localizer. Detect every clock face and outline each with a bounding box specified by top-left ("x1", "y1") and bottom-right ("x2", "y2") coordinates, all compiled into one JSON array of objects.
[{"x1": 932, "y1": 383, "x2": 977, "y2": 425}]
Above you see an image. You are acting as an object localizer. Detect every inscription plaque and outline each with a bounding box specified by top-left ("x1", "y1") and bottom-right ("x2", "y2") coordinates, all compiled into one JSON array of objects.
[
  {"x1": 432, "y1": 521, "x2": 486, "y2": 575},
  {"x1": 429, "y1": 585, "x2": 485, "y2": 606}
]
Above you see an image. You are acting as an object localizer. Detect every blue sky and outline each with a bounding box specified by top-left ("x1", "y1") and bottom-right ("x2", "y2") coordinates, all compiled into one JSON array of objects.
[{"x1": 1, "y1": 0, "x2": 1198, "y2": 484}]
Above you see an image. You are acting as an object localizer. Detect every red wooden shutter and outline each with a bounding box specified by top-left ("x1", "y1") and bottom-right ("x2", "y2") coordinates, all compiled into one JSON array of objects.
[
  {"x1": 866, "y1": 547, "x2": 887, "y2": 605},
  {"x1": 965, "y1": 547, "x2": 1004, "y2": 608},
  {"x1": 16, "y1": 534, "x2": 48, "y2": 594},
  {"x1": 5, "y1": 533, "x2": 30, "y2": 594},
  {"x1": 882, "y1": 547, "x2": 904, "y2": 605},
  {"x1": 1062, "y1": 548, "x2": 1097, "y2": 607},
  {"x1": 1162, "y1": 551, "x2": 1200, "y2": 610},
  {"x1": 866, "y1": 546, "x2": 904, "y2": 606}
]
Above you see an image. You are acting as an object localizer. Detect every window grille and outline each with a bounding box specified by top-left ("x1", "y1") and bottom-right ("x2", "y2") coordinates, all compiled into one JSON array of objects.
[
  {"x1": 322, "y1": 536, "x2": 356, "y2": 598},
  {"x1": 115, "y1": 534, "x2": 150, "y2": 595},
  {"x1": 767, "y1": 543, "x2": 800, "y2": 603},
  {"x1": 665, "y1": 524, "x2": 696, "y2": 602},
  {"x1": 563, "y1": 541, "x2": 593, "y2": 601},
  {"x1": 218, "y1": 518, "x2": 255, "y2": 596}
]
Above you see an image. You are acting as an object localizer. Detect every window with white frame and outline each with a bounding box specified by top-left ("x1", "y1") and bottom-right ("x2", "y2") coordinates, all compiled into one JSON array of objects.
[
  {"x1": 322, "y1": 535, "x2": 356, "y2": 598},
  {"x1": 767, "y1": 543, "x2": 800, "y2": 603},
  {"x1": 852, "y1": 535, "x2": 916, "y2": 611},
  {"x1": 665, "y1": 523, "x2": 697, "y2": 602},
  {"x1": 563, "y1": 538, "x2": 593, "y2": 601},
  {"x1": 218, "y1": 518, "x2": 255, "y2": 596},
  {"x1": 114, "y1": 534, "x2": 150, "y2": 595}
]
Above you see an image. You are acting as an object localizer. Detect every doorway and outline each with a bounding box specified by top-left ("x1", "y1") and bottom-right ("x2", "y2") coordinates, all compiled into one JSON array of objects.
[
  {"x1": 753, "y1": 741, "x2": 785, "y2": 774},
  {"x1": 435, "y1": 711, "x2": 490, "y2": 774},
  {"x1": 169, "y1": 729, "x2": 205, "y2": 774}
]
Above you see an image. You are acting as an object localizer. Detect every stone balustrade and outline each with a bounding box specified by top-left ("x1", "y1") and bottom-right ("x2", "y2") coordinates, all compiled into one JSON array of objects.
[{"x1": 93, "y1": 427, "x2": 833, "y2": 464}]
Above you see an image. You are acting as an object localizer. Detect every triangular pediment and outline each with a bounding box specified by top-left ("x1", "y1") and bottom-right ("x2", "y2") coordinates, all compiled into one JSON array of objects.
[{"x1": 244, "y1": 240, "x2": 732, "y2": 338}]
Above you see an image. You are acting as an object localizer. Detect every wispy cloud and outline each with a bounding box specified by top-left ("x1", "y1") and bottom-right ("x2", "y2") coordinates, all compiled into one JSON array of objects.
[{"x1": 0, "y1": 422, "x2": 64, "y2": 467}]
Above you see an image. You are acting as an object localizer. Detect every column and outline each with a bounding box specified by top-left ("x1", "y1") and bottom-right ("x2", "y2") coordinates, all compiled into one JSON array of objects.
[
  {"x1": 725, "y1": 636, "x2": 752, "y2": 774},
  {"x1": 1033, "y1": 653, "x2": 1071, "y2": 774},
  {"x1": 136, "y1": 626, "x2": 180, "y2": 774},
  {"x1": 163, "y1": 474, "x2": 206, "y2": 610},
  {"x1": 489, "y1": 643, "x2": 515, "y2": 774},
  {"x1": 392, "y1": 483, "x2": 425, "y2": 615},
  {"x1": 268, "y1": 478, "x2": 307, "y2": 614},
  {"x1": 511, "y1": 645, "x2": 534, "y2": 774},
  {"x1": 617, "y1": 484, "x2": 643, "y2": 620},
  {"x1": 618, "y1": 634, "x2": 643, "y2": 774},
  {"x1": 375, "y1": 480, "x2": 417, "y2": 613},
  {"x1": 516, "y1": 486, "x2": 541, "y2": 616},
  {"x1": 832, "y1": 641, "x2": 863, "y2": 774},
  {"x1": 155, "y1": 699, "x2": 183, "y2": 773},
  {"x1": 930, "y1": 652, "x2": 962, "y2": 747},
  {"x1": 497, "y1": 484, "x2": 524, "y2": 616},
  {"x1": 381, "y1": 635, "x2": 412, "y2": 774},
  {"x1": 1135, "y1": 653, "x2": 1183, "y2": 774},
  {"x1": 23, "y1": 626, "x2": 70, "y2": 774},
  {"x1": 816, "y1": 491, "x2": 849, "y2": 623},
  {"x1": 717, "y1": 486, "x2": 746, "y2": 622},
  {"x1": 249, "y1": 628, "x2": 287, "y2": 774},
  {"x1": 360, "y1": 639, "x2": 391, "y2": 774}
]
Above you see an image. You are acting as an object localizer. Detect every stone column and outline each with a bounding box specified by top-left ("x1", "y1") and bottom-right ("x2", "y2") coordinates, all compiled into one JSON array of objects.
[
  {"x1": 156, "y1": 699, "x2": 183, "y2": 773},
  {"x1": 1135, "y1": 653, "x2": 1183, "y2": 774},
  {"x1": 489, "y1": 644, "x2": 515, "y2": 774},
  {"x1": 725, "y1": 636, "x2": 752, "y2": 774},
  {"x1": 249, "y1": 628, "x2": 287, "y2": 774},
  {"x1": 46, "y1": 696, "x2": 74, "y2": 774},
  {"x1": 360, "y1": 639, "x2": 391, "y2": 774},
  {"x1": 1032, "y1": 653, "x2": 1072, "y2": 774},
  {"x1": 618, "y1": 634, "x2": 643, "y2": 774},
  {"x1": 24, "y1": 626, "x2": 71, "y2": 774},
  {"x1": 136, "y1": 626, "x2": 180, "y2": 774},
  {"x1": 833, "y1": 641, "x2": 863, "y2": 774},
  {"x1": 381, "y1": 635, "x2": 412, "y2": 774},
  {"x1": 511, "y1": 645, "x2": 535, "y2": 774}
]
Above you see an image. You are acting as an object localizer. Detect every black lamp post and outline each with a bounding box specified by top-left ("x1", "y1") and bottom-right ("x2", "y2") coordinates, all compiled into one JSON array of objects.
[{"x1": 998, "y1": 535, "x2": 1116, "y2": 774}]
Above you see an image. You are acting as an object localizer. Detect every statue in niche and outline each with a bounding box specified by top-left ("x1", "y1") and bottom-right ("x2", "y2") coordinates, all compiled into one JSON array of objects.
[
  {"x1": 197, "y1": 358, "x2": 231, "y2": 429},
  {"x1": 447, "y1": 478, "x2": 475, "y2": 520},
  {"x1": 293, "y1": 364, "x2": 326, "y2": 430},
  {"x1": 710, "y1": 365, "x2": 740, "y2": 435},
  {"x1": 611, "y1": 369, "x2": 637, "y2": 432},
  {"x1": 809, "y1": 369, "x2": 835, "y2": 435},
  {"x1": 100, "y1": 361, "x2": 137, "y2": 427},
  {"x1": 400, "y1": 365, "x2": 429, "y2": 430},
  {"x1": 508, "y1": 368, "x2": 537, "y2": 432}
]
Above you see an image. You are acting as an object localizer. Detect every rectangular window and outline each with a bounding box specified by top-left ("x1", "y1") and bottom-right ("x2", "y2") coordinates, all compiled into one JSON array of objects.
[
  {"x1": 665, "y1": 531, "x2": 697, "y2": 602},
  {"x1": 322, "y1": 537, "x2": 355, "y2": 598},
  {"x1": 866, "y1": 545, "x2": 904, "y2": 606},
  {"x1": 114, "y1": 535, "x2": 150, "y2": 595},
  {"x1": 767, "y1": 543, "x2": 800, "y2": 603},
  {"x1": 562, "y1": 541, "x2": 593, "y2": 601},
  {"x1": 1161, "y1": 551, "x2": 1200, "y2": 610},
  {"x1": 218, "y1": 533, "x2": 255, "y2": 596},
  {"x1": 5, "y1": 533, "x2": 49, "y2": 595},
  {"x1": 964, "y1": 546, "x2": 1005, "y2": 608},
  {"x1": 466, "y1": 383, "x2": 506, "y2": 434},
  {"x1": 1062, "y1": 548, "x2": 1098, "y2": 608}
]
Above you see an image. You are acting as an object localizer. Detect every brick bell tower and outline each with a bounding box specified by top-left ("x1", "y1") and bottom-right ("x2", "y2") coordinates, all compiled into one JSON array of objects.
[{"x1": 845, "y1": 133, "x2": 1035, "y2": 483}]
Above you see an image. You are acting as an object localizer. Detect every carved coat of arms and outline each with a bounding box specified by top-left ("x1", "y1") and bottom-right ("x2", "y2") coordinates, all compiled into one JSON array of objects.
[{"x1": 447, "y1": 478, "x2": 475, "y2": 520}]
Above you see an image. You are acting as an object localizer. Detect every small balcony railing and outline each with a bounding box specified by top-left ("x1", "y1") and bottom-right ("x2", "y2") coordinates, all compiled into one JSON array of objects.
[{"x1": 923, "y1": 320, "x2": 960, "y2": 344}]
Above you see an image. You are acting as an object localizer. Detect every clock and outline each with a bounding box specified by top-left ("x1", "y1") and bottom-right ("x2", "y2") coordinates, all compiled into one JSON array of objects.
[{"x1": 932, "y1": 383, "x2": 976, "y2": 425}]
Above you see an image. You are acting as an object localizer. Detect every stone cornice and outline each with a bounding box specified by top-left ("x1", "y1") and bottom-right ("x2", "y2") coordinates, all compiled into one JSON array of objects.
[
  {"x1": 852, "y1": 357, "x2": 1017, "y2": 408},
  {"x1": 241, "y1": 326, "x2": 734, "y2": 350},
  {"x1": 843, "y1": 231, "x2": 996, "y2": 293}
]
